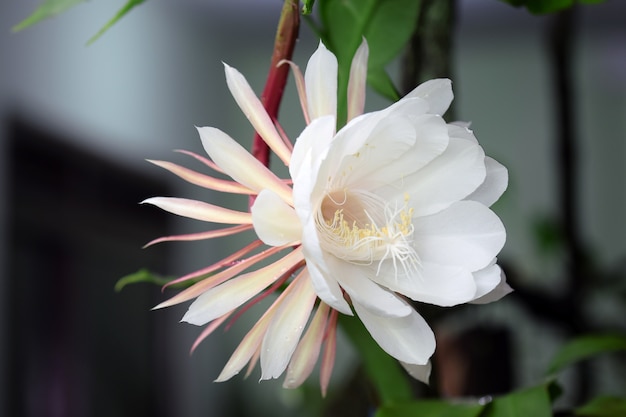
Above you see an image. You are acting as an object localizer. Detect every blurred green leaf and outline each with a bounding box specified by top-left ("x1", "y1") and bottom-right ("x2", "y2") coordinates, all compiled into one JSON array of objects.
[
  {"x1": 368, "y1": 67, "x2": 401, "y2": 102},
  {"x1": 87, "y1": 0, "x2": 146, "y2": 45},
  {"x1": 546, "y1": 334, "x2": 626, "y2": 375},
  {"x1": 317, "y1": 0, "x2": 421, "y2": 124},
  {"x1": 13, "y1": 0, "x2": 85, "y2": 32},
  {"x1": 302, "y1": 0, "x2": 316, "y2": 15},
  {"x1": 497, "y1": 0, "x2": 606, "y2": 14},
  {"x1": 375, "y1": 399, "x2": 484, "y2": 417},
  {"x1": 115, "y1": 268, "x2": 172, "y2": 292},
  {"x1": 575, "y1": 396, "x2": 626, "y2": 417},
  {"x1": 339, "y1": 314, "x2": 413, "y2": 406},
  {"x1": 483, "y1": 383, "x2": 554, "y2": 417}
]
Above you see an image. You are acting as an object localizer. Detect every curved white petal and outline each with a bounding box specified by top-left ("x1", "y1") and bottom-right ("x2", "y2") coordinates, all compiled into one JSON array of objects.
[
  {"x1": 306, "y1": 259, "x2": 353, "y2": 315},
  {"x1": 325, "y1": 257, "x2": 412, "y2": 317},
  {"x1": 466, "y1": 156, "x2": 509, "y2": 207},
  {"x1": 404, "y1": 137, "x2": 486, "y2": 217},
  {"x1": 400, "y1": 360, "x2": 432, "y2": 384},
  {"x1": 198, "y1": 126, "x2": 293, "y2": 205},
  {"x1": 223, "y1": 64, "x2": 291, "y2": 165},
  {"x1": 252, "y1": 189, "x2": 302, "y2": 246},
  {"x1": 404, "y1": 78, "x2": 453, "y2": 116},
  {"x1": 471, "y1": 264, "x2": 512, "y2": 304},
  {"x1": 290, "y1": 115, "x2": 336, "y2": 182},
  {"x1": 413, "y1": 201, "x2": 506, "y2": 272},
  {"x1": 347, "y1": 38, "x2": 369, "y2": 122},
  {"x1": 260, "y1": 272, "x2": 317, "y2": 380},
  {"x1": 305, "y1": 42, "x2": 338, "y2": 120},
  {"x1": 373, "y1": 261, "x2": 477, "y2": 307},
  {"x1": 333, "y1": 115, "x2": 416, "y2": 190},
  {"x1": 353, "y1": 299, "x2": 435, "y2": 365}
]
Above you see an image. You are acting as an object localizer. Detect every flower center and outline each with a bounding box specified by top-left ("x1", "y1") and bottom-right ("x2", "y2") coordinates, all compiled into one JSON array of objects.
[{"x1": 316, "y1": 189, "x2": 420, "y2": 277}]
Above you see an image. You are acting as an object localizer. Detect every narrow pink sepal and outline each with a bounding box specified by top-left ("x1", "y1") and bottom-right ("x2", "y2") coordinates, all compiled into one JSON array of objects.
[
  {"x1": 279, "y1": 59, "x2": 310, "y2": 125},
  {"x1": 223, "y1": 63, "x2": 292, "y2": 166},
  {"x1": 162, "y1": 240, "x2": 262, "y2": 289},
  {"x1": 147, "y1": 160, "x2": 254, "y2": 194},
  {"x1": 153, "y1": 245, "x2": 287, "y2": 309},
  {"x1": 190, "y1": 312, "x2": 232, "y2": 354},
  {"x1": 141, "y1": 197, "x2": 252, "y2": 225},
  {"x1": 347, "y1": 38, "x2": 369, "y2": 123},
  {"x1": 283, "y1": 302, "x2": 330, "y2": 389},
  {"x1": 144, "y1": 224, "x2": 253, "y2": 248},
  {"x1": 244, "y1": 347, "x2": 261, "y2": 379},
  {"x1": 320, "y1": 309, "x2": 338, "y2": 397},
  {"x1": 174, "y1": 149, "x2": 225, "y2": 175}
]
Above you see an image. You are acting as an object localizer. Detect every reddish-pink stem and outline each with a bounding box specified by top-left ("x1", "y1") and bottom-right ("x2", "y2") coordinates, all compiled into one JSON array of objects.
[{"x1": 250, "y1": 0, "x2": 300, "y2": 208}]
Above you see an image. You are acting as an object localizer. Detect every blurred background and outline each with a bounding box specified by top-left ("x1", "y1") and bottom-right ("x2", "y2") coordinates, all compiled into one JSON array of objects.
[{"x1": 0, "y1": 0, "x2": 624, "y2": 416}]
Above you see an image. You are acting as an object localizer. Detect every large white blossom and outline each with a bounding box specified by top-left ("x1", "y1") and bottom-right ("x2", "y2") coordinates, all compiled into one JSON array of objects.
[{"x1": 143, "y1": 39, "x2": 511, "y2": 394}]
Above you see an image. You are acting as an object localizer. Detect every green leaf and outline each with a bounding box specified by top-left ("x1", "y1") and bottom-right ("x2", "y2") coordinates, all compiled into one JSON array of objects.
[
  {"x1": 483, "y1": 383, "x2": 554, "y2": 417},
  {"x1": 546, "y1": 334, "x2": 626, "y2": 375},
  {"x1": 339, "y1": 314, "x2": 413, "y2": 406},
  {"x1": 115, "y1": 268, "x2": 173, "y2": 292},
  {"x1": 13, "y1": 0, "x2": 85, "y2": 32},
  {"x1": 497, "y1": 0, "x2": 606, "y2": 14},
  {"x1": 367, "y1": 67, "x2": 400, "y2": 102},
  {"x1": 575, "y1": 396, "x2": 626, "y2": 417},
  {"x1": 302, "y1": 0, "x2": 316, "y2": 15},
  {"x1": 87, "y1": 0, "x2": 146, "y2": 45},
  {"x1": 375, "y1": 399, "x2": 485, "y2": 417},
  {"x1": 317, "y1": 0, "x2": 421, "y2": 125}
]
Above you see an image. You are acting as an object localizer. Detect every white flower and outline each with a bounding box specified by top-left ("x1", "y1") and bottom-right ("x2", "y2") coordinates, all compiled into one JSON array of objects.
[{"x1": 143, "y1": 39, "x2": 511, "y2": 394}]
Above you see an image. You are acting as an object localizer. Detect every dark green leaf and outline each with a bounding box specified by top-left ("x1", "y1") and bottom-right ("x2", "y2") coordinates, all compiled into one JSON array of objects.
[
  {"x1": 13, "y1": 0, "x2": 85, "y2": 32},
  {"x1": 115, "y1": 268, "x2": 173, "y2": 292},
  {"x1": 317, "y1": 0, "x2": 421, "y2": 124},
  {"x1": 546, "y1": 334, "x2": 626, "y2": 375},
  {"x1": 483, "y1": 383, "x2": 554, "y2": 417},
  {"x1": 375, "y1": 399, "x2": 484, "y2": 417},
  {"x1": 576, "y1": 396, "x2": 626, "y2": 417},
  {"x1": 87, "y1": 0, "x2": 146, "y2": 45},
  {"x1": 367, "y1": 67, "x2": 400, "y2": 102},
  {"x1": 339, "y1": 314, "x2": 413, "y2": 405},
  {"x1": 497, "y1": 0, "x2": 606, "y2": 14}
]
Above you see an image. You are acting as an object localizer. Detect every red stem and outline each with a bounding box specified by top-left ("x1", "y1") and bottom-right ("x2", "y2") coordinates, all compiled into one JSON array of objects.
[
  {"x1": 249, "y1": 0, "x2": 300, "y2": 207},
  {"x1": 252, "y1": 0, "x2": 300, "y2": 167}
]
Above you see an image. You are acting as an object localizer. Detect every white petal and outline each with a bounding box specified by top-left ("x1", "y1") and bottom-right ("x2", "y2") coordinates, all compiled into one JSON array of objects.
[
  {"x1": 142, "y1": 197, "x2": 251, "y2": 224},
  {"x1": 326, "y1": 257, "x2": 412, "y2": 317},
  {"x1": 353, "y1": 299, "x2": 435, "y2": 365},
  {"x1": 404, "y1": 78, "x2": 453, "y2": 116},
  {"x1": 400, "y1": 361, "x2": 432, "y2": 384},
  {"x1": 198, "y1": 127, "x2": 293, "y2": 205},
  {"x1": 260, "y1": 272, "x2": 317, "y2": 380},
  {"x1": 404, "y1": 137, "x2": 486, "y2": 217},
  {"x1": 306, "y1": 259, "x2": 353, "y2": 315},
  {"x1": 333, "y1": 115, "x2": 416, "y2": 190},
  {"x1": 466, "y1": 156, "x2": 508, "y2": 207},
  {"x1": 223, "y1": 64, "x2": 291, "y2": 165},
  {"x1": 289, "y1": 115, "x2": 335, "y2": 182},
  {"x1": 297, "y1": 211, "x2": 353, "y2": 315},
  {"x1": 251, "y1": 189, "x2": 302, "y2": 246},
  {"x1": 305, "y1": 42, "x2": 338, "y2": 120},
  {"x1": 414, "y1": 201, "x2": 506, "y2": 272},
  {"x1": 471, "y1": 264, "x2": 512, "y2": 304},
  {"x1": 347, "y1": 38, "x2": 369, "y2": 122},
  {"x1": 374, "y1": 261, "x2": 477, "y2": 307}
]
